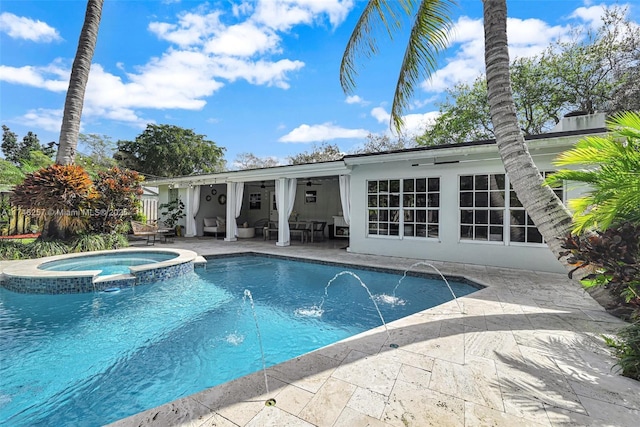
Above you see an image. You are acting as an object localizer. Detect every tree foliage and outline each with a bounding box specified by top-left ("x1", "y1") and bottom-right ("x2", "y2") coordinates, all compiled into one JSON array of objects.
[
  {"x1": 114, "y1": 124, "x2": 226, "y2": 178},
  {"x1": 420, "y1": 7, "x2": 640, "y2": 145},
  {"x1": 287, "y1": 142, "x2": 343, "y2": 165},
  {"x1": 352, "y1": 133, "x2": 415, "y2": 153},
  {"x1": 233, "y1": 152, "x2": 281, "y2": 170},
  {"x1": 2, "y1": 125, "x2": 55, "y2": 166}
]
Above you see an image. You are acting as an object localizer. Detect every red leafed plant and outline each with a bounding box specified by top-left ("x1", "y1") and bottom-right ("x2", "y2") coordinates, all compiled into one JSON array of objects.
[
  {"x1": 561, "y1": 222, "x2": 640, "y2": 317},
  {"x1": 91, "y1": 167, "x2": 144, "y2": 233},
  {"x1": 11, "y1": 164, "x2": 97, "y2": 240}
]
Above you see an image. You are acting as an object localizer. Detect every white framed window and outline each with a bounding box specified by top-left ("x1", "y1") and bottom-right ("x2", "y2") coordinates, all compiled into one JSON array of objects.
[
  {"x1": 459, "y1": 174, "x2": 506, "y2": 242},
  {"x1": 459, "y1": 172, "x2": 564, "y2": 245},
  {"x1": 367, "y1": 177, "x2": 440, "y2": 238}
]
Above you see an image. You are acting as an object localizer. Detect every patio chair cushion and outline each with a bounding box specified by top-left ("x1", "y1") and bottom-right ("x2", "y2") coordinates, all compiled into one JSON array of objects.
[
  {"x1": 215, "y1": 216, "x2": 226, "y2": 228},
  {"x1": 203, "y1": 217, "x2": 217, "y2": 227}
]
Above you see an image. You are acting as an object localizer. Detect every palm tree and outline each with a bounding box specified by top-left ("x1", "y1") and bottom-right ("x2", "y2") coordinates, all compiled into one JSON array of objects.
[
  {"x1": 341, "y1": 0, "x2": 574, "y2": 265},
  {"x1": 56, "y1": 0, "x2": 104, "y2": 165},
  {"x1": 546, "y1": 111, "x2": 640, "y2": 234}
]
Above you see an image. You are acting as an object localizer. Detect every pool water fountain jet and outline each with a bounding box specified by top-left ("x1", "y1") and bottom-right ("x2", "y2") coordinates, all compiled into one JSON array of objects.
[
  {"x1": 243, "y1": 290, "x2": 276, "y2": 406},
  {"x1": 303, "y1": 271, "x2": 398, "y2": 348},
  {"x1": 385, "y1": 261, "x2": 464, "y2": 313}
]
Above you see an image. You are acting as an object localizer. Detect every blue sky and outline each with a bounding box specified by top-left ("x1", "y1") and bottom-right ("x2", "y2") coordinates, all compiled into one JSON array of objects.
[{"x1": 0, "y1": 0, "x2": 636, "y2": 169}]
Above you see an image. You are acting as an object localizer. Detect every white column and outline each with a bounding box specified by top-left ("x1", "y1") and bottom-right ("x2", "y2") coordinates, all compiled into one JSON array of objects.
[{"x1": 183, "y1": 187, "x2": 194, "y2": 237}]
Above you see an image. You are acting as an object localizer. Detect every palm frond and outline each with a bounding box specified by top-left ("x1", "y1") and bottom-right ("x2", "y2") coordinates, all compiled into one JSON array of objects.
[
  {"x1": 392, "y1": 0, "x2": 455, "y2": 131},
  {"x1": 340, "y1": 0, "x2": 404, "y2": 94}
]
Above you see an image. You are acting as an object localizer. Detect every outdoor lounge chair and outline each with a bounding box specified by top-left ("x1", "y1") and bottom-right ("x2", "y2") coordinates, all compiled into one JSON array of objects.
[
  {"x1": 203, "y1": 217, "x2": 225, "y2": 239},
  {"x1": 130, "y1": 220, "x2": 158, "y2": 245}
]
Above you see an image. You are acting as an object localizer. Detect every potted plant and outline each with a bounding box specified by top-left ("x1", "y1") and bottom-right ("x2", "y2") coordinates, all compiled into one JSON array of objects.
[{"x1": 159, "y1": 198, "x2": 186, "y2": 236}]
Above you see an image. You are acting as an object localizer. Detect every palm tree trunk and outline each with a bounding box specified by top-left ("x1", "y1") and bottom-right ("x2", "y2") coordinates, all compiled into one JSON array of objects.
[
  {"x1": 56, "y1": 0, "x2": 104, "y2": 165},
  {"x1": 483, "y1": 0, "x2": 574, "y2": 267}
]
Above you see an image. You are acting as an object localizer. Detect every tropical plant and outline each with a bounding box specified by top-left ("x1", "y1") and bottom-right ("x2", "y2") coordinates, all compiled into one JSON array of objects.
[
  {"x1": 10, "y1": 165, "x2": 97, "y2": 240},
  {"x1": 0, "y1": 240, "x2": 26, "y2": 260},
  {"x1": 56, "y1": 0, "x2": 104, "y2": 165},
  {"x1": 27, "y1": 239, "x2": 69, "y2": 258},
  {"x1": 159, "y1": 198, "x2": 185, "y2": 228},
  {"x1": 91, "y1": 167, "x2": 144, "y2": 233},
  {"x1": 69, "y1": 233, "x2": 106, "y2": 253},
  {"x1": 604, "y1": 321, "x2": 640, "y2": 380},
  {"x1": 103, "y1": 232, "x2": 129, "y2": 249},
  {"x1": 340, "y1": 0, "x2": 573, "y2": 266},
  {"x1": 546, "y1": 112, "x2": 640, "y2": 234}
]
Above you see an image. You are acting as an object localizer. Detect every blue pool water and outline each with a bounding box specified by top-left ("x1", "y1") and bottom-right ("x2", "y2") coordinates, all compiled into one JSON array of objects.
[
  {"x1": 0, "y1": 255, "x2": 480, "y2": 426},
  {"x1": 38, "y1": 252, "x2": 177, "y2": 276}
]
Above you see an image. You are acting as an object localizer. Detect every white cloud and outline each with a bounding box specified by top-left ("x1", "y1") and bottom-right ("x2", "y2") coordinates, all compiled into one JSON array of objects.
[
  {"x1": 0, "y1": 64, "x2": 68, "y2": 91},
  {"x1": 204, "y1": 22, "x2": 281, "y2": 57},
  {"x1": 570, "y1": 4, "x2": 608, "y2": 28},
  {"x1": 421, "y1": 14, "x2": 574, "y2": 93},
  {"x1": 148, "y1": 11, "x2": 222, "y2": 47},
  {"x1": 16, "y1": 108, "x2": 63, "y2": 132},
  {"x1": 345, "y1": 95, "x2": 368, "y2": 105},
  {"x1": 253, "y1": 0, "x2": 353, "y2": 32},
  {"x1": 370, "y1": 107, "x2": 389, "y2": 124},
  {"x1": 279, "y1": 122, "x2": 368, "y2": 143},
  {"x1": 370, "y1": 106, "x2": 439, "y2": 137},
  {"x1": 0, "y1": 12, "x2": 61, "y2": 42}
]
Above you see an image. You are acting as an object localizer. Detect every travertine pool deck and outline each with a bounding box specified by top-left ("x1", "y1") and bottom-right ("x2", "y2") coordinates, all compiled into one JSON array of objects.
[{"x1": 9, "y1": 236, "x2": 638, "y2": 426}]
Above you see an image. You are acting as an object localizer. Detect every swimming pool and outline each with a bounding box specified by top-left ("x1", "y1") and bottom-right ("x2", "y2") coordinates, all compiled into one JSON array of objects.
[{"x1": 0, "y1": 254, "x2": 480, "y2": 426}]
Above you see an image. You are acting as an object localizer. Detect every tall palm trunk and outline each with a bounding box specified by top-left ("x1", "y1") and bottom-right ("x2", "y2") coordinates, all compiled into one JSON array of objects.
[
  {"x1": 56, "y1": 0, "x2": 104, "y2": 165},
  {"x1": 484, "y1": 0, "x2": 573, "y2": 266}
]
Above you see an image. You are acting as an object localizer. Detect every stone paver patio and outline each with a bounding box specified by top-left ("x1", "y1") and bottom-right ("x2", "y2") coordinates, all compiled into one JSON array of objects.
[{"x1": 52, "y1": 237, "x2": 640, "y2": 426}]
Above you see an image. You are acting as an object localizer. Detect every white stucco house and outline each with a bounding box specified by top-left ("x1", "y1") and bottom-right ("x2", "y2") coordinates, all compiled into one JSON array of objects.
[{"x1": 146, "y1": 113, "x2": 606, "y2": 273}]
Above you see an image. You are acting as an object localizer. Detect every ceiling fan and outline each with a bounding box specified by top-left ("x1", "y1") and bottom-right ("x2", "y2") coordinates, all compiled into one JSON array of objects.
[{"x1": 301, "y1": 179, "x2": 321, "y2": 187}]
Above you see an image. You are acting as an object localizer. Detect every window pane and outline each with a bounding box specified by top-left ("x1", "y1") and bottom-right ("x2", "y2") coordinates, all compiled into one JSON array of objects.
[
  {"x1": 368, "y1": 195, "x2": 377, "y2": 207},
  {"x1": 416, "y1": 178, "x2": 427, "y2": 192},
  {"x1": 490, "y1": 210, "x2": 504, "y2": 225},
  {"x1": 404, "y1": 224, "x2": 415, "y2": 236},
  {"x1": 404, "y1": 209, "x2": 414, "y2": 222},
  {"x1": 428, "y1": 193, "x2": 440, "y2": 207},
  {"x1": 379, "y1": 180, "x2": 388, "y2": 192},
  {"x1": 427, "y1": 224, "x2": 438, "y2": 238},
  {"x1": 475, "y1": 175, "x2": 488, "y2": 190},
  {"x1": 429, "y1": 210, "x2": 439, "y2": 224},
  {"x1": 511, "y1": 227, "x2": 526, "y2": 242},
  {"x1": 475, "y1": 192, "x2": 488, "y2": 207},
  {"x1": 528, "y1": 228, "x2": 543, "y2": 243},
  {"x1": 475, "y1": 226, "x2": 488, "y2": 240},
  {"x1": 489, "y1": 226, "x2": 503, "y2": 241},
  {"x1": 489, "y1": 191, "x2": 505, "y2": 207},
  {"x1": 475, "y1": 210, "x2": 488, "y2": 224},
  {"x1": 403, "y1": 179, "x2": 414, "y2": 192},
  {"x1": 417, "y1": 224, "x2": 427, "y2": 237},
  {"x1": 490, "y1": 174, "x2": 505, "y2": 190},
  {"x1": 460, "y1": 225, "x2": 473, "y2": 239},
  {"x1": 461, "y1": 210, "x2": 473, "y2": 224},
  {"x1": 511, "y1": 210, "x2": 525, "y2": 225},
  {"x1": 416, "y1": 194, "x2": 427, "y2": 207},
  {"x1": 460, "y1": 192, "x2": 473, "y2": 207},
  {"x1": 390, "y1": 224, "x2": 399, "y2": 235},
  {"x1": 380, "y1": 210, "x2": 389, "y2": 221},
  {"x1": 510, "y1": 191, "x2": 522, "y2": 207},
  {"x1": 460, "y1": 175, "x2": 473, "y2": 190},
  {"x1": 404, "y1": 194, "x2": 415, "y2": 207},
  {"x1": 428, "y1": 178, "x2": 440, "y2": 192},
  {"x1": 416, "y1": 210, "x2": 427, "y2": 222},
  {"x1": 368, "y1": 181, "x2": 378, "y2": 193},
  {"x1": 390, "y1": 195, "x2": 400, "y2": 207},
  {"x1": 379, "y1": 195, "x2": 388, "y2": 207},
  {"x1": 369, "y1": 223, "x2": 378, "y2": 234},
  {"x1": 390, "y1": 180, "x2": 400, "y2": 193},
  {"x1": 526, "y1": 214, "x2": 535, "y2": 226},
  {"x1": 390, "y1": 210, "x2": 400, "y2": 223},
  {"x1": 368, "y1": 210, "x2": 378, "y2": 221}
]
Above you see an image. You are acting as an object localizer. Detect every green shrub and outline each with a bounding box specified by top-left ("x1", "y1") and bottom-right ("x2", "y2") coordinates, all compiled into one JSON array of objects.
[
  {"x1": 69, "y1": 233, "x2": 106, "y2": 253},
  {"x1": 605, "y1": 321, "x2": 640, "y2": 380},
  {"x1": 0, "y1": 240, "x2": 27, "y2": 260},
  {"x1": 28, "y1": 240, "x2": 69, "y2": 258},
  {"x1": 104, "y1": 232, "x2": 129, "y2": 249}
]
